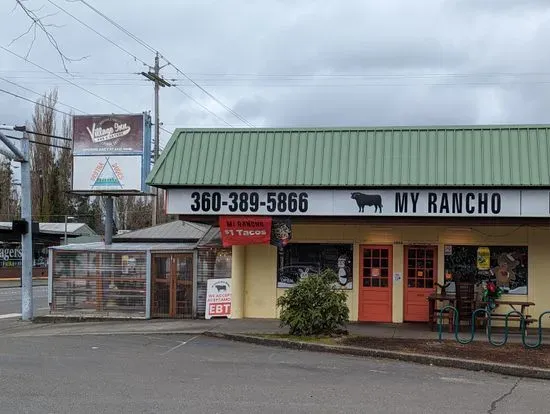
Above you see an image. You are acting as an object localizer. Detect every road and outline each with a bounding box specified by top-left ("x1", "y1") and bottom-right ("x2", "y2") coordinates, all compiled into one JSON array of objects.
[
  {"x1": 0, "y1": 285, "x2": 48, "y2": 317},
  {"x1": 0, "y1": 332, "x2": 546, "y2": 413}
]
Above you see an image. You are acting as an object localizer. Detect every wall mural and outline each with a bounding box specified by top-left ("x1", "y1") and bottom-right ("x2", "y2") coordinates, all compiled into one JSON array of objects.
[
  {"x1": 276, "y1": 243, "x2": 353, "y2": 289},
  {"x1": 443, "y1": 245, "x2": 528, "y2": 295}
]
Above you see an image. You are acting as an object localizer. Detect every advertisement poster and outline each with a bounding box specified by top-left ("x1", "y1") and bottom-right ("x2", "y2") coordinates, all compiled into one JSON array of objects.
[
  {"x1": 219, "y1": 216, "x2": 272, "y2": 247},
  {"x1": 270, "y1": 217, "x2": 292, "y2": 247},
  {"x1": 72, "y1": 155, "x2": 143, "y2": 192},
  {"x1": 205, "y1": 278, "x2": 232, "y2": 319},
  {"x1": 277, "y1": 243, "x2": 353, "y2": 289},
  {"x1": 73, "y1": 114, "x2": 145, "y2": 154},
  {"x1": 444, "y1": 245, "x2": 528, "y2": 295}
]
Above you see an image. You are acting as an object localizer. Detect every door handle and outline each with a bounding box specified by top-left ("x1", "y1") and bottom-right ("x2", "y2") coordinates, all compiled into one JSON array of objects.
[{"x1": 417, "y1": 293, "x2": 425, "y2": 297}]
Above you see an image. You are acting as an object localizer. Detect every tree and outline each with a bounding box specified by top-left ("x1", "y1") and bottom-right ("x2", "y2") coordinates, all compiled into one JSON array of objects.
[
  {"x1": 0, "y1": 158, "x2": 19, "y2": 221},
  {"x1": 13, "y1": 0, "x2": 87, "y2": 72},
  {"x1": 276, "y1": 269, "x2": 350, "y2": 336},
  {"x1": 30, "y1": 89, "x2": 58, "y2": 221}
]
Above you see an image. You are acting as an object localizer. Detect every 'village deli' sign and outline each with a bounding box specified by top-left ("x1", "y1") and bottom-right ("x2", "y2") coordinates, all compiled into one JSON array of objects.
[
  {"x1": 72, "y1": 114, "x2": 145, "y2": 154},
  {"x1": 166, "y1": 188, "x2": 550, "y2": 217}
]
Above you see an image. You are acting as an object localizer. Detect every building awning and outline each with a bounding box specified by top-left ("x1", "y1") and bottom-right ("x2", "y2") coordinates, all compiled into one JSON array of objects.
[{"x1": 147, "y1": 125, "x2": 550, "y2": 188}]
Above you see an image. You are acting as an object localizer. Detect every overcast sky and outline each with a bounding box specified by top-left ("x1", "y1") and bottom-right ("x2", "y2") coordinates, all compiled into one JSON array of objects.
[{"x1": 2, "y1": 0, "x2": 550, "y2": 149}]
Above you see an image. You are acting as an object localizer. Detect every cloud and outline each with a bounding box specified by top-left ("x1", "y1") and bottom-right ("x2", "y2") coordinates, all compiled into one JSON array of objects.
[{"x1": 1, "y1": 0, "x2": 550, "y2": 138}]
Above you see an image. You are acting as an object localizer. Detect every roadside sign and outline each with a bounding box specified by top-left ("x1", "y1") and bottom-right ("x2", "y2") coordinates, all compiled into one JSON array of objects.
[{"x1": 205, "y1": 278, "x2": 232, "y2": 319}]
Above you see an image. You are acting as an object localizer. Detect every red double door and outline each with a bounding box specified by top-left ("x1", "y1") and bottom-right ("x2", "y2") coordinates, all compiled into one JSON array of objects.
[{"x1": 358, "y1": 245, "x2": 437, "y2": 323}]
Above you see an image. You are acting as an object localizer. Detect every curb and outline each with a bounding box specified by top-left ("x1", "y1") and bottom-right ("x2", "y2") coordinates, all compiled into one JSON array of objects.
[
  {"x1": 32, "y1": 315, "x2": 148, "y2": 323},
  {"x1": 203, "y1": 332, "x2": 550, "y2": 381}
]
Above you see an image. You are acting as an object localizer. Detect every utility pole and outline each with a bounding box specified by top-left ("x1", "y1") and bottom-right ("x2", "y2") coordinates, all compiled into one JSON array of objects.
[
  {"x1": 141, "y1": 52, "x2": 172, "y2": 226},
  {"x1": 20, "y1": 132, "x2": 32, "y2": 320},
  {"x1": 0, "y1": 126, "x2": 32, "y2": 321}
]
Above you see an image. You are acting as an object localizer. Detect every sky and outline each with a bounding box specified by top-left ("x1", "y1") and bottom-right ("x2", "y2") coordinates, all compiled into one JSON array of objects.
[{"x1": 1, "y1": 0, "x2": 550, "y2": 151}]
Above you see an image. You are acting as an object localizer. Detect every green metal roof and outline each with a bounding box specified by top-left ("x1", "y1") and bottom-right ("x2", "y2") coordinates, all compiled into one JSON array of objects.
[{"x1": 147, "y1": 125, "x2": 550, "y2": 187}]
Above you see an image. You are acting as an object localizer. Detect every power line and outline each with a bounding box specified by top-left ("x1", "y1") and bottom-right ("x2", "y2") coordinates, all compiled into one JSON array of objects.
[
  {"x1": 45, "y1": 0, "x2": 150, "y2": 67},
  {"x1": 173, "y1": 86, "x2": 233, "y2": 127},
  {"x1": 77, "y1": 0, "x2": 156, "y2": 54},
  {"x1": 0, "y1": 88, "x2": 73, "y2": 117},
  {"x1": 4, "y1": 134, "x2": 70, "y2": 150},
  {"x1": 170, "y1": 69, "x2": 253, "y2": 127},
  {"x1": 75, "y1": 0, "x2": 253, "y2": 127},
  {"x1": 0, "y1": 45, "x2": 133, "y2": 114},
  {"x1": 0, "y1": 76, "x2": 86, "y2": 114},
  {"x1": 25, "y1": 129, "x2": 72, "y2": 142}
]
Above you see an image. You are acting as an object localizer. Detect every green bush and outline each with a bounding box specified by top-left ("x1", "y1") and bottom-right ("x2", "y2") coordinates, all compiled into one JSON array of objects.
[{"x1": 276, "y1": 268, "x2": 350, "y2": 336}]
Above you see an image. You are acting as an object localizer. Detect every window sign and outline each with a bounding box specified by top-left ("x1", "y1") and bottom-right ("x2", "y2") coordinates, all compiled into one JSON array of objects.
[
  {"x1": 277, "y1": 243, "x2": 353, "y2": 289},
  {"x1": 444, "y1": 245, "x2": 528, "y2": 295}
]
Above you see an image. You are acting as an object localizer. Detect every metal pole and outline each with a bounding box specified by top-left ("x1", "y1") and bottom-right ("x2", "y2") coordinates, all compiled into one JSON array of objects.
[
  {"x1": 20, "y1": 134, "x2": 33, "y2": 321},
  {"x1": 64, "y1": 214, "x2": 68, "y2": 245},
  {"x1": 151, "y1": 52, "x2": 160, "y2": 226},
  {"x1": 104, "y1": 196, "x2": 113, "y2": 245}
]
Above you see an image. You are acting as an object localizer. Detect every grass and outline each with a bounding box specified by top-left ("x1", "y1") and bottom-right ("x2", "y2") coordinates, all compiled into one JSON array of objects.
[{"x1": 246, "y1": 333, "x2": 354, "y2": 345}]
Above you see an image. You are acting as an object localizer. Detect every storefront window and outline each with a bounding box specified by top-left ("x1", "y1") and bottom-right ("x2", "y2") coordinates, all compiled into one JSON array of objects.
[
  {"x1": 443, "y1": 245, "x2": 528, "y2": 295},
  {"x1": 277, "y1": 243, "x2": 353, "y2": 289}
]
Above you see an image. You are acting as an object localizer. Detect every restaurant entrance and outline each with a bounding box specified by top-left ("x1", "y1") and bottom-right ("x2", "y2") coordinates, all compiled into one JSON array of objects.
[
  {"x1": 404, "y1": 246, "x2": 437, "y2": 322},
  {"x1": 151, "y1": 253, "x2": 194, "y2": 318}
]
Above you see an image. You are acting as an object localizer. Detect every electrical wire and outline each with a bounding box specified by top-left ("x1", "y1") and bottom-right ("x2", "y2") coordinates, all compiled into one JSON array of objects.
[
  {"x1": 170, "y1": 68, "x2": 254, "y2": 127},
  {"x1": 77, "y1": 0, "x2": 156, "y2": 54},
  {"x1": 45, "y1": 0, "x2": 150, "y2": 67},
  {"x1": 172, "y1": 86, "x2": 233, "y2": 127},
  {"x1": 0, "y1": 88, "x2": 73, "y2": 117},
  {"x1": 4, "y1": 134, "x2": 70, "y2": 150},
  {"x1": 8, "y1": 69, "x2": 550, "y2": 78},
  {"x1": 0, "y1": 45, "x2": 133, "y2": 114},
  {"x1": 25, "y1": 130, "x2": 72, "y2": 142},
  {"x1": 0, "y1": 77, "x2": 85, "y2": 114},
  {"x1": 75, "y1": 0, "x2": 253, "y2": 127}
]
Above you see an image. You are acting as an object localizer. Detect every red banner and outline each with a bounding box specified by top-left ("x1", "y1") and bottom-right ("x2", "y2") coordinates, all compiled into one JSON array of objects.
[{"x1": 219, "y1": 216, "x2": 272, "y2": 247}]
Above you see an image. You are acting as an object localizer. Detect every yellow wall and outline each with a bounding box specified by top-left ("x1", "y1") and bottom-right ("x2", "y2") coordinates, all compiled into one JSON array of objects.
[{"x1": 238, "y1": 224, "x2": 550, "y2": 328}]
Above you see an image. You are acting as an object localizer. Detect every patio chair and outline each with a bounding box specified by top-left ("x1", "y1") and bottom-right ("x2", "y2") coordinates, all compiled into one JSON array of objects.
[{"x1": 452, "y1": 282, "x2": 475, "y2": 332}]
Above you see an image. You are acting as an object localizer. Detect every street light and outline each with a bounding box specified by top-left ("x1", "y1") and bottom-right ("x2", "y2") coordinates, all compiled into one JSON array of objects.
[{"x1": 64, "y1": 215, "x2": 76, "y2": 245}]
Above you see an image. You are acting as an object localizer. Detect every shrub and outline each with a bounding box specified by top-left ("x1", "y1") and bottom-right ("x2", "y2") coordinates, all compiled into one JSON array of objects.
[{"x1": 276, "y1": 268, "x2": 350, "y2": 336}]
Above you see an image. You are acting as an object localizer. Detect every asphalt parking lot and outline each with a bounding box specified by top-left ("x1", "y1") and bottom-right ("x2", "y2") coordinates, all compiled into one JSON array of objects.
[{"x1": 0, "y1": 333, "x2": 548, "y2": 414}]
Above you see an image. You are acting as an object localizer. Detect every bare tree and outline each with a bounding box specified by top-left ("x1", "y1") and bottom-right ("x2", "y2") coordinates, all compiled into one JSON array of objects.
[
  {"x1": 30, "y1": 89, "x2": 57, "y2": 220},
  {"x1": 13, "y1": 0, "x2": 87, "y2": 72},
  {"x1": 0, "y1": 157, "x2": 19, "y2": 221}
]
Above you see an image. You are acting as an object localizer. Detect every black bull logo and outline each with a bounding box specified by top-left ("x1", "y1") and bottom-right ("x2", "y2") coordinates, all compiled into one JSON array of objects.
[{"x1": 351, "y1": 192, "x2": 383, "y2": 213}]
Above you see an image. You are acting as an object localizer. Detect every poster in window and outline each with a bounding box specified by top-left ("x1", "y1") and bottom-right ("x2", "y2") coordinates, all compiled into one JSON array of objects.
[
  {"x1": 443, "y1": 245, "x2": 528, "y2": 295},
  {"x1": 277, "y1": 243, "x2": 353, "y2": 289}
]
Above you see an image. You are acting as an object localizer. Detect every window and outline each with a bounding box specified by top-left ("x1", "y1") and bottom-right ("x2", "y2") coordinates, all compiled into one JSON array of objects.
[
  {"x1": 277, "y1": 243, "x2": 353, "y2": 289},
  {"x1": 444, "y1": 245, "x2": 528, "y2": 295}
]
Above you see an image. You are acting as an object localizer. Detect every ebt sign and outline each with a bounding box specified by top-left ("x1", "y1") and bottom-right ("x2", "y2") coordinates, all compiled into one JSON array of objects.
[{"x1": 205, "y1": 278, "x2": 232, "y2": 319}]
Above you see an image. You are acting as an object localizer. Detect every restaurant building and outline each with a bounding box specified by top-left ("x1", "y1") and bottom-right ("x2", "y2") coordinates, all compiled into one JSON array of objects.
[{"x1": 147, "y1": 126, "x2": 550, "y2": 327}]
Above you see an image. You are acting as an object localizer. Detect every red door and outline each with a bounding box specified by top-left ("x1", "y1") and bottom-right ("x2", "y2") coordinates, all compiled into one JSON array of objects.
[
  {"x1": 358, "y1": 246, "x2": 392, "y2": 322},
  {"x1": 404, "y1": 246, "x2": 437, "y2": 322}
]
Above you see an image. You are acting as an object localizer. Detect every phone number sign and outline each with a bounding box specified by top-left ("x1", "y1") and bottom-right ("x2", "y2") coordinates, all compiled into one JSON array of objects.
[{"x1": 166, "y1": 189, "x2": 328, "y2": 215}]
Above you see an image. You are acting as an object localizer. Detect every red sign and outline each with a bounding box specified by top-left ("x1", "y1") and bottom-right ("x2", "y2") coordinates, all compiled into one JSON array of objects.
[
  {"x1": 208, "y1": 302, "x2": 231, "y2": 316},
  {"x1": 219, "y1": 216, "x2": 272, "y2": 247}
]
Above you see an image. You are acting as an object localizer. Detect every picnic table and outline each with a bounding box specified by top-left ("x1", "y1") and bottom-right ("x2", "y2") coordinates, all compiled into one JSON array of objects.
[{"x1": 428, "y1": 292, "x2": 535, "y2": 331}]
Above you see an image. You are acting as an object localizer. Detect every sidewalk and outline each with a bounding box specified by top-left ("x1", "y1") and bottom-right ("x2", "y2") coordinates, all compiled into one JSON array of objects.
[
  {"x1": 1, "y1": 317, "x2": 542, "y2": 342},
  {"x1": 0, "y1": 278, "x2": 48, "y2": 288}
]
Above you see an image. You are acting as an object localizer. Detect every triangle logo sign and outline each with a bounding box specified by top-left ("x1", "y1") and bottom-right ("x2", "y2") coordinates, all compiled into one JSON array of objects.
[{"x1": 91, "y1": 157, "x2": 124, "y2": 189}]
